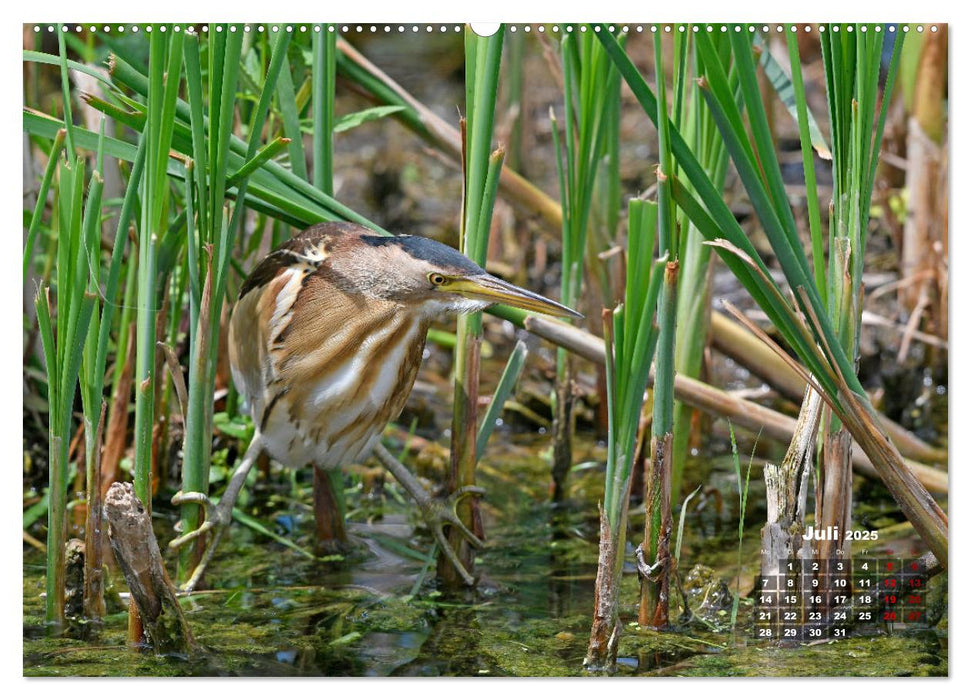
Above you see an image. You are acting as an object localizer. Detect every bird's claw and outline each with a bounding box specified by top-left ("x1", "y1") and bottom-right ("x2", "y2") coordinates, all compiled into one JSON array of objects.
[
  {"x1": 170, "y1": 490, "x2": 213, "y2": 508},
  {"x1": 419, "y1": 486, "x2": 486, "y2": 586},
  {"x1": 168, "y1": 491, "x2": 232, "y2": 592},
  {"x1": 426, "y1": 485, "x2": 486, "y2": 547},
  {"x1": 635, "y1": 543, "x2": 667, "y2": 581},
  {"x1": 169, "y1": 491, "x2": 230, "y2": 550}
]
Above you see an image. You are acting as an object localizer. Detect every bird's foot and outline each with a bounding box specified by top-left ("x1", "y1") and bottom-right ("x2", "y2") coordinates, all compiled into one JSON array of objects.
[
  {"x1": 169, "y1": 491, "x2": 231, "y2": 547},
  {"x1": 418, "y1": 486, "x2": 486, "y2": 587},
  {"x1": 168, "y1": 491, "x2": 232, "y2": 592},
  {"x1": 370, "y1": 444, "x2": 485, "y2": 587},
  {"x1": 635, "y1": 543, "x2": 668, "y2": 581}
]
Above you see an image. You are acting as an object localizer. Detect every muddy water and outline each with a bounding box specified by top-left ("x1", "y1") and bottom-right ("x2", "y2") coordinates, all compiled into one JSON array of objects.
[{"x1": 22, "y1": 431, "x2": 947, "y2": 677}]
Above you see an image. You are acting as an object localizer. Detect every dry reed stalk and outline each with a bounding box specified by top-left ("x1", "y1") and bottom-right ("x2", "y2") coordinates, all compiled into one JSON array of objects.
[
  {"x1": 585, "y1": 504, "x2": 625, "y2": 671},
  {"x1": 901, "y1": 26, "x2": 947, "y2": 315},
  {"x1": 815, "y1": 427, "x2": 853, "y2": 564},
  {"x1": 761, "y1": 386, "x2": 821, "y2": 577},
  {"x1": 82, "y1": 402, "x2": 107, "y2": 621},
  {"x1": 520, "y1": 314, "x2": 948, "y2": 495},
  {"x1": 710, "y1": 311, "x2": 946, "y2": 464},
  {"x1": 336, "y1": 38, "x2": 563, "y2": 230}
]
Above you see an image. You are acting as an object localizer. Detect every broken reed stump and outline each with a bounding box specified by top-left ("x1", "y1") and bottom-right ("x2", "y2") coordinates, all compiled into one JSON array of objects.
[
  {"x1": 584, "y1": 504, "x2": 624, "y2": 674},
  {"x1": 64, "y1": 539, "x2": 86, "y2": 619},
  {"x1": 104, "y1": 481, "x2": 197, "y2": 655},
  {"x1": 760, "y1": 386, "x2": 822, "y2": 578}
]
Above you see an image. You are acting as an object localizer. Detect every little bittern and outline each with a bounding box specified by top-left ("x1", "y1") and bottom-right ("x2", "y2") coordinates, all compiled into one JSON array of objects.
[{"x1": 171, "y1": 222, "x2": 579, "y2": 590}]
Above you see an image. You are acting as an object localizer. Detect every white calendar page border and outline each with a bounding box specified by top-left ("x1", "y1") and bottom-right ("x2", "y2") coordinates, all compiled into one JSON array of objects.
[{"x1": 5, "y1": 0, "x2": 962, "y2": 693}]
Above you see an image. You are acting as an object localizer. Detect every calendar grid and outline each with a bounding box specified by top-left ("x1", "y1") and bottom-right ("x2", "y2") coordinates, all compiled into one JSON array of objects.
[{"x1": 754, "y1": 557, "x2": 928, "y2": 641}]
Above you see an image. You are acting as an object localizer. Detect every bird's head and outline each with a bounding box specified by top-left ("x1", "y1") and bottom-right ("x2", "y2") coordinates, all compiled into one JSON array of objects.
[{"x1": 332, "y1": 232, "x2": 582, "y2": 320}]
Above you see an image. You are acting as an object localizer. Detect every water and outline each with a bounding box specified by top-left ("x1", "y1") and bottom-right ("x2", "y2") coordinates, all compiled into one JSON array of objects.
[{"x1": 22, "y1": 436, "x2": 947, "y2": 676}]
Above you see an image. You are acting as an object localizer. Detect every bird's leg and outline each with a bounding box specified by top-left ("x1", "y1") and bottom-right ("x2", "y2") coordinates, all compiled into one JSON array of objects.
[
  {"x1": 169, "y1": 433, "x2": 264, "y2": 592},
  {"x1": 312, "y1": 466, "x2": 348, "y2": 553},
  {"x1": 372, "y1": 443, "x2": 485, "y2": 586}
]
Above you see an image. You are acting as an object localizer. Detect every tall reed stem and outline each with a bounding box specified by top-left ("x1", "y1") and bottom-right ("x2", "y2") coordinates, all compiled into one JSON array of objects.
[
  {"x1": 179, "y1": 23, "x2": 285, "y2": 580},
  {"x1": 312, "y1": 25, "x2": 337, "y2": 195},
  {"x1": 37, "y1": 153, "x2": 97, "y2": 627},
  {"x1": 596, "y1": 25, "x2": 946, "y2": 565},
  {"x1": 585, "y1": 199, "x2": 664, "y2": 672},
  {"x1": 441, "y1": 26, "x2": 504, "y2": 586},
  {"x1": 670, "y1": 32, "x2": 733, "y2": 502},
  {"x1": 640, "y1": 31, "x2": 680, "y2": 630},
  {"x1": 550, "y1": 28, "x2": 619, "y2": 500},
  {"x1": 78, "y1": 121, "x2": 107, "y2": 622}
]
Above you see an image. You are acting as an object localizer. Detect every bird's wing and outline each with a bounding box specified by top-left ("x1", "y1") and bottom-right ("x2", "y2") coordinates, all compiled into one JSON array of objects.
[
  {"x1": 229, "y1": 238, "x2": 329, "y2": 425},
  {"x1": 228, "y1": 223, "x2": 379, "y2": 429}
]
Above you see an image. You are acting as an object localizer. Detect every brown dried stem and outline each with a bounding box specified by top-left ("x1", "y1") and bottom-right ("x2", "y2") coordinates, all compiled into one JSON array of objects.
[{"x1": 520, "y1": 314, "x2": 947, "y2": 496}]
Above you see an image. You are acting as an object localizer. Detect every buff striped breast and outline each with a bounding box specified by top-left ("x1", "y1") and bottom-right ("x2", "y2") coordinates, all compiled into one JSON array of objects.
[{"x1": 229, "y1": 242, "x2": 429, "y2": 470}]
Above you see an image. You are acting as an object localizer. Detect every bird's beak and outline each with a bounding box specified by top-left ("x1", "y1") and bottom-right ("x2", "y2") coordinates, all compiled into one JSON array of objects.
[{"x1": 447, "y1": 274, "x2": 583, "y2": 319}]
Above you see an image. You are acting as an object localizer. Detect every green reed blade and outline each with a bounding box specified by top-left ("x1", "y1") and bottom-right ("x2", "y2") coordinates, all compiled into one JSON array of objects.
[
  {"x1": 463, "y1": 27, "x2": 504, "y2": 263},
  {"x1": 182, "y1": 34, "x2": 209, "y2": 256},
  {"x1": 785, "y1": 31, "x2": 827, "y2": 298},
  {"x1": 56, "y1": 31, "x2": 75, "y2": 155},
  {"x1": 23, "y1": 129, "x2": 66, "y2": 279},
  {"x1": 226, "y1": 137, "x2": 291, "y2": 188},
  {"x1": 276, "y1": 53, "x2": 308, "y2": 181},
  {"x1": 726, "y1": 31, "x2": 805, "y2": 276},
  {"x1": 475, "y1": 340, "x2": 528, "y2": 461},
  {"x1": 755, "y1": 32, "x2": 832, "y2": 160},
  {"x1": 442, "y1": 25, "x2": 505, "y2": 586},
  {"x1": 59, "y1": 51, "x2": 389, "y2": 232},
  {"x1": 312, "y1": 26, "x2": 337, "y2": 194},
  {"x1": 96, "y1": 136, "x2": 146, "y2": 382},
  {"x1": 23, "y1": 49, "x2": 112, "y2": 87},
  {"x1": 35, "y1": 288, "x2": 56, "y2": 429},
  {"x1": 653, "y1": 29, "x2": 678, "y2": 437}
]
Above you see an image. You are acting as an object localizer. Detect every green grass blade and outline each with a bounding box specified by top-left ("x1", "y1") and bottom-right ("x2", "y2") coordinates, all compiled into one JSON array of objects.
[
  {"x1": 276, "y1": 53, "x2": 308, "y2": 181},
  {"x1": 755, "y1": 32, "x2": 832, "y2": 159},
  {"x1": 226, "y1": 136, "x2": 291, "y2": 188},
  {"x1": 668, "y1": 176, "x2": 840, "y2": 400},
  {"x1": 35, "y1": 287, "x2": 57, "y2": 419},
  {"x1": 23, "y1": 49, "x2": 112, "y2": 87},
  {"x1": 652, "y1": 29, "x2": 678, "y2": 441},
  {"x1": 475, "y1": 340, "x2": 528, "y2": 461},
  {"x1": 332, "y1": 105, "x2": 406, "y2": 133},
  {"x1": 463, "y1": 27, "x2": 504, "y2": 263},
  {"x1": 725, "y1": 31, "x2": 809, "y2": 280},
  {"x1": 60, "y1": 293, "x2": 97, "y2": 434},
  {"x1": 182, "y1": 34, "x2": 209, "y2": 250},
  {"x1": 865, "y1": 28, "x2": 905, "y2": 204},
  {"x1": 785, "y1": 31, "x2": 827, "y2": 298},
  {"x1": 312, "y1": 27, "x2": 336, "y2": 194},
  {"x1": 230, "y1": 507, "x2": 318, "y2": 560},
  {"x1": 23, "y1": 129, "x2": 66, "y2": 279},
  {"x1": 56, "y1": 32, "x2": 76, "y2": 155}
]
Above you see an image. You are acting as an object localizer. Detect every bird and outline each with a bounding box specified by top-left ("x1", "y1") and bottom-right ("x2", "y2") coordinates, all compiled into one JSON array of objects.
[{"x1": 169, "y1": 221, "x2": 580, "y2": 591}]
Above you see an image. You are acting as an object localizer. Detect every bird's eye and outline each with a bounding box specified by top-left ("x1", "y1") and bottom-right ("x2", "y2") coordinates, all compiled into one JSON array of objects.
[{"x1": 428, "y1": 273, "x2": 447, "y2": 286}]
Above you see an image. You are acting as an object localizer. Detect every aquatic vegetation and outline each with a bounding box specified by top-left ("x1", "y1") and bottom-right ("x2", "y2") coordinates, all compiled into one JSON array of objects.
[
  {"x1": 444, "y1": 25, "x2": 505, "y2": 585},
  {"x1": 22, "y1": 22, "x2": 947, "y2": 677}
]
